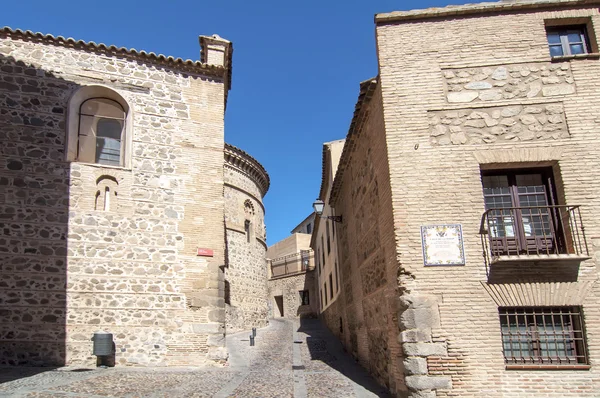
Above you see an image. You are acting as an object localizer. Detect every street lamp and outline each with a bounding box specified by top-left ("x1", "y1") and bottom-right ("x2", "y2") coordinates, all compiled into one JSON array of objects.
[{"x1": 312, "y1": 199, "x2": 342, "y2": 223}]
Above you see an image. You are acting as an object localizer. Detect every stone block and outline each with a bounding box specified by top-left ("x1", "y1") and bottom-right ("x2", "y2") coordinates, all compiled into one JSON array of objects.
[
  {"x1": 400, "y1": 308, "x2": 440, "y2": 330},
  {"x1": 398, "y1": 328, "x2": 432, "y2": 343},
  {"x1": 405, "y1": 375, "x2": 452, "y2": 390},
  {"x1": 403, "y1": 343, "x2": 447, "y2": 357},
  {"x1": 447, "y1": 91, "x2": 478, "y2": 103},
  {"x1": 207, "y1": 346, "x2": 228, "y2": 361},
  {"x1": 207, "y1": 333, "x2": 225, "y2": 347},
  {"x1": 403, "y1": 357, "x2": 428, "y2": 375},
  {"x1": 192, "y1": 323, "x2": 222, "y2": 334}
]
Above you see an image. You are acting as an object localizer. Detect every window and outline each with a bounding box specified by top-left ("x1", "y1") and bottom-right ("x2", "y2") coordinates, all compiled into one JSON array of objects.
[
  {"x1": 299, "y1": 290, "x2": 309, "y2": 306},
  {"x1": 317, "y1": 248, "x2": 321, "y2": 275},
  {"x1": 499, "y1": 307, "x2": 588, "y2": 366},
  {"x1": 67, "y1": 86, "x2": 131, "y2": 167},
  {"x1": 546, "y1": 26, "x2": 589, "y2": 57},
  {"x1": 329, "y1": 273, "x2": 333, "y2": 299},
  {"x1": 482, "y1": 168, "x2": 563, "y2": 256},
  {"x1": 326, "y1": 221, "x2": 331, "y2": 254},
  {"x1": 321, "y1": 236, "x2": 326, "y2": 267},
  {"x1": 335, "y1": 262, "x2": 339, "y2": 292},
  {"x1": 306, "y1": 223, "x2": 312, "y2": 234},
  {"x1": 324, "y1": 282, "x2": 328, "y2": 305},
  {"x1": 320, "y1": 289, "x2": 323, "y2": 309},
  {"x1": 245, "y1": 220, "x2": 251, "y2": 243}
]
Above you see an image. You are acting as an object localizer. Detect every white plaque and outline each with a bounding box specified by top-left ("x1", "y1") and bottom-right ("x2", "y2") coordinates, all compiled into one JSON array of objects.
[{"x1": 421, "y1": 224, "x2": 465, "y2": 266}]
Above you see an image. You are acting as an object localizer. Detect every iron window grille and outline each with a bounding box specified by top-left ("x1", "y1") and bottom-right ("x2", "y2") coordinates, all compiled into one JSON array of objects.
[
  {"x1": 546, "y1": 26, "x2": 590, "y2": 57},
  {"x1": 499, "y1": 307, "x2": 588, "y2": 366}
]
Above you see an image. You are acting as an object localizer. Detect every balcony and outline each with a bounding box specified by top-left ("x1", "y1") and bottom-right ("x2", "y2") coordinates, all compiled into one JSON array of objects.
[
  {"x1": 269, "y1": 250, "x2": 313, "y2": 279},
  {"x1": 480, "y1": 205, "x2": 590, "y2": 265}
]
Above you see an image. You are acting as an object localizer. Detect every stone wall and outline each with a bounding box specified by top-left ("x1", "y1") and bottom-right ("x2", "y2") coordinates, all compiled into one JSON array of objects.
[
  {"x1": 445, "y1": 62, "x2": 575, "y2": 104},
  {"x1": 267, "y1": 272, "x2": 317, "y2": 319},
  {"x1": 223, "y1": 146, "x2": 270, "y2": 333},
  {"x1": 0, "y1": 31, "x2": 229, "y2": 366},
  {"x1": 373, "y1": 3, "x2": 600, "y2": 397},
  {"x1": 429, "y1": 102, "x2": 568, "y2": 145}
]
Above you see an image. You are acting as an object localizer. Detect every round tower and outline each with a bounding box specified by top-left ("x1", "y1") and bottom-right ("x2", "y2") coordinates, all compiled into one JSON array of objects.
[{"x1": 223, "y1": 143, "x2": 270, "y2": 332}]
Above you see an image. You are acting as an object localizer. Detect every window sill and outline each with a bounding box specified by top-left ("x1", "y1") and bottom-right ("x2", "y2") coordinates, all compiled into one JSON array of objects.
[
  {"x1": 70, "y1": 161, "x2": 131, "y2": 172},
  {"x1": 551, "y1": 53, "x2": 600, "y2": 61},
  {"x1": 506, "y1": 364, "x2": 591, "y2": 370}
]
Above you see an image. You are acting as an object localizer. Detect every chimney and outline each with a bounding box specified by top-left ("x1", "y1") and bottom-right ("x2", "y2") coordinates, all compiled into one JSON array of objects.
[{"x1": 199, "y1": 34, "x2": 231, "y2": 68}]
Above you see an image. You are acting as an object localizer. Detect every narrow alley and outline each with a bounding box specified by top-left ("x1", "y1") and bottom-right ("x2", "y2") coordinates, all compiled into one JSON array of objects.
[{"x1": 0, "y1": 319, "x2": 391, "y2": 398}]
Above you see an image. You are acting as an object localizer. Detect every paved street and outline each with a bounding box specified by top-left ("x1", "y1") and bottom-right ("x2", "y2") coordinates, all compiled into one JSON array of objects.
[{"x1": 0, "y1": 319, "x2": 391, "y2": 397}]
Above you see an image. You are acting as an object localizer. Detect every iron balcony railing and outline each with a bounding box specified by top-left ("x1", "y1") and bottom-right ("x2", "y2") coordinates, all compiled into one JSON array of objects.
[
  {"x1": 480, "y1": 205, "x2": 589, "y2": 261},
  {"x1": 268, "y1": 250, "x2": 313, "y2": 279}
]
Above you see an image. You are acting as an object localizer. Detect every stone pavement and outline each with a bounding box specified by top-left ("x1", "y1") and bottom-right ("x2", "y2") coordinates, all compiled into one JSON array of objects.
[{"x1": 0, "y1": 318, "x2": 391, "y2": 398}]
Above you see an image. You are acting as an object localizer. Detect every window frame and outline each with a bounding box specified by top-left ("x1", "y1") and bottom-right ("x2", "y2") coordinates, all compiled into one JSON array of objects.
[
  {"x1": 481, "y1": 167, "x2": 567, "y2": 256},
  {"x1": 499, "y1": 306, "x2": 589, "y2": 369},
  {"x1": 66, "y1": 85, "x2": 132, "y2": 169},
  {"x1": 546, "y1": 25, "x2": 590, "y2": 57}
]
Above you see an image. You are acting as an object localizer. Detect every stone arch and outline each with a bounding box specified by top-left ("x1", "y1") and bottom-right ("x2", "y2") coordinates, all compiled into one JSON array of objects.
[
  {"x1": 244, "y1": 199, "x2": 255, "y2": 217},
  {"x1": 95, "y1": 175, "x2": 119, "y2": 211},
  {"x1": 66, "y1": 85, "x2": 133, "y2": 168}
]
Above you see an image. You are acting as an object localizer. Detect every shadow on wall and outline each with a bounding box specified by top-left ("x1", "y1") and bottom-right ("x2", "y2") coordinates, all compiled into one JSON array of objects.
[
  {"x1": 296, "y1": 266, "x2": 317, "y2": 318},
  {"x1": 0, "y1": 53, "x2": 74, "y2": 374},
  {"x1": 297, "y1": 317, "x2": 391, "y2": 398}
]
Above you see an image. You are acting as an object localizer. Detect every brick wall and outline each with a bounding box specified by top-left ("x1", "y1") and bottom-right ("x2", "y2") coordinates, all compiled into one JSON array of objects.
[{"x1": 372, "y1": 3, "x2": 600, "y2": 396}]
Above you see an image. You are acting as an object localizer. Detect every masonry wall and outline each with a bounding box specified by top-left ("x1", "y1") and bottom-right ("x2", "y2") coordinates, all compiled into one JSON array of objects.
[
  {"x1": 224, "y1": 164, "x2": 268, "y2": 333},
  {"x1": 267, "y1": 272, "x2": 317, "y2": 319},
  {"x1": 376, "y1": 5, "x2": 600, "y2": 397},
  {"x1": 0, "y1": 34, "x2": 227, "y2": 366},
  {"x1": 332, "y1": 84, "x2": 402, "y2": 393}
]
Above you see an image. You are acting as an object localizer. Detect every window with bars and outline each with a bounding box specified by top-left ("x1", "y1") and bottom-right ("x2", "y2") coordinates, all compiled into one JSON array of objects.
[
  {"x1": 499, "y1": 307, "x2": 588, "y2": 366},
  {"x1": 481, "y1": 168, "x2": 564, "y2": 255},
  {"x1": 546, "y1": 25, "x2": 590, "y2": 57}
]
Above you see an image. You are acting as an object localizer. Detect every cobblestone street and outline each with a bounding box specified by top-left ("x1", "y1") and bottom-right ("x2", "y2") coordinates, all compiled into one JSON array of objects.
[{"x1": 0, "y1": 319, "x2": 390, "y2": 398}]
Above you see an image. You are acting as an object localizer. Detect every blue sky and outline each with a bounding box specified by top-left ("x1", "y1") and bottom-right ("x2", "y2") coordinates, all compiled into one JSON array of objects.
[{"x1": 4, "y1": 0, "x2": 462, "y2": 244}]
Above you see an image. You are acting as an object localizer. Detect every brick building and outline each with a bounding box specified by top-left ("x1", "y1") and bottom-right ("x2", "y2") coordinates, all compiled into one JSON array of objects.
[
  {"x1": 311, "y1": 139, "x2": 344, "y2": 322},
  {"x1": 321, "y1": 0, "x2": 600, "y2": 396},
  {"x1": 0, "y1": 28, "x2": 269, "y2": 366}
]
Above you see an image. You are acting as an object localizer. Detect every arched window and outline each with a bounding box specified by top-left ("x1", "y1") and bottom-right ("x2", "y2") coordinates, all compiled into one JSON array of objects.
[
  {"x1": 67, "y1": 86, "x2": 131, "y2": 168},
  {"x1": 78, "y1": 98, "x2": 125, "y2": 166}
]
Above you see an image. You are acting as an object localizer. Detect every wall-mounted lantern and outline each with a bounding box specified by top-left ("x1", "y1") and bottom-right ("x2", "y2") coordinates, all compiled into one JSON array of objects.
[{"x1": 312, "y1": 199, "x2": 342, "y2": 223}]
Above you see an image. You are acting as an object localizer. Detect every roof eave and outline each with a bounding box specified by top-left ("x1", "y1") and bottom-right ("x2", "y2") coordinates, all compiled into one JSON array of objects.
[{"x1": 376, "y1": 0, "x2": 600, "y2": 24}]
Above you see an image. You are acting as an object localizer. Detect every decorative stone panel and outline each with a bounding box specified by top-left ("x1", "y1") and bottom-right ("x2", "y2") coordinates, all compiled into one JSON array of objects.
[
  {"x1": 444, "y1": 63, "x2": 576, "y2": 103},
  {"x1": 429, "y1": 102, "x2": 568, "y2": 145}
]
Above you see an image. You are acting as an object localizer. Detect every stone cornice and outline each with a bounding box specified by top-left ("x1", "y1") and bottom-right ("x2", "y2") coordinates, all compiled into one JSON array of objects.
[
  {"x1": 376, "y1": 0, "x2": 600, "y2": 24},
  {"x1": 224, "y1": 143, "x2": 270, "y2": 197},
  {"x1": 1, "y1": 27, "x2": 227, "y2": 79}
]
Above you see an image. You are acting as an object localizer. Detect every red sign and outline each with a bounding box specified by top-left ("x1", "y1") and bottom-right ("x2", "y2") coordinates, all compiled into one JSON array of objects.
[{"x1": 197, "y1": 248, "x2": 214, "y2": 257}]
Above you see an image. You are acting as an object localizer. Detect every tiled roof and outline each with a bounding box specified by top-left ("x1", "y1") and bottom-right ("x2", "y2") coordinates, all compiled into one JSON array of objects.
[
  {"x1": 0, "y1": 27, "x2": 226, "y2": 77},
  {"x1": 376, "y1": 0, "x2": 600, "y2": 23}
]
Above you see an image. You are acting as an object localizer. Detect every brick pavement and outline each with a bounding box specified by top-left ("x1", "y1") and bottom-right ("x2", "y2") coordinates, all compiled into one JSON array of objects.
[{"x1": 0, "y1": 318, "x2": 390, "y2": 397}]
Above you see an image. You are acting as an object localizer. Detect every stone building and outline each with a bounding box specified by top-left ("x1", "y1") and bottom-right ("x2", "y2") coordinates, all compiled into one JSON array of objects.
[
  {"x1": 323, "y1": 0, "x2": 600, "y2": 396},
  {"x1": 0, "y1": 28, "x2": 269, "y2": 367},
  {"x1": 223, "y1": 144, "x2": 270, "y2": 333},
  {"x1": 266, "y1": 220, "x2": 317, "y2": 319}
]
